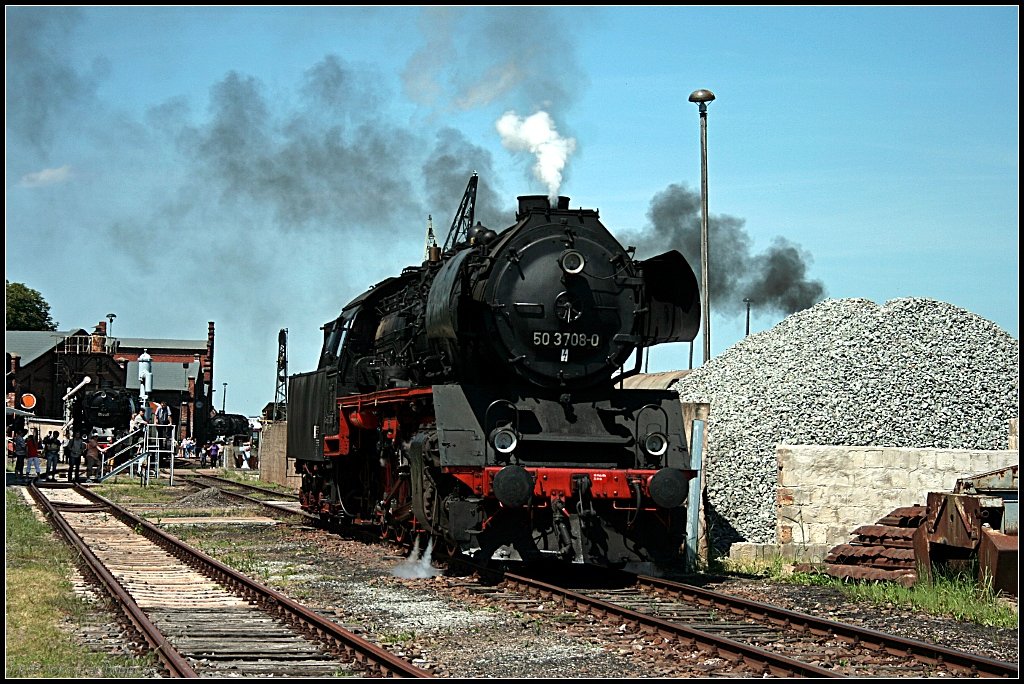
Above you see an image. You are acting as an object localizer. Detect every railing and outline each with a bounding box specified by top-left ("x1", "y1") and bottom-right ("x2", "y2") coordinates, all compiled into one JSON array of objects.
[
  {"x1": 98, "y1": 427, "x2": 146, "y2": 481},
  {"x1": 55, "y1": 334, "x2": 120, "y2": 355},
  {"x1": 99, "y1": 424, "x2": 177, "y2": 486}
]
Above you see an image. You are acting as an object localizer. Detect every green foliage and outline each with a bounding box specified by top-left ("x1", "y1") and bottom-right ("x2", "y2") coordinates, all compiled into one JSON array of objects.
[
  {"x1": 6, "y1": 280, "x2": 58, "y2": 330},
  {"x1": 783, "y1": 565, "x2": 1018, "y2": 629},
  {"x1": 717, "y1": 553, "x2": 1016, "y2": 629},
  {"x1": 714, "y1": 554, "x2": 786, "y2": 578}
]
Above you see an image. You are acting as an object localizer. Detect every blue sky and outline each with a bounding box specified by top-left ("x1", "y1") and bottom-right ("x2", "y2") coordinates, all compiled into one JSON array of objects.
[{"x1": 6, "y1": 6, "x2": 1019, "y2": 417}]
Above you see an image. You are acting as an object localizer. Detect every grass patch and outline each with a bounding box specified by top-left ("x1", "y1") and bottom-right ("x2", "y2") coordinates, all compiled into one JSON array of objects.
[
  {"x1": 716, "y1": 553, "x2": 1017, "y2": 629},
  {"x1": 210, "y1": 468, "x2": 295, "y2": 494},
  {"x1": 174, "y1": 529, "x2": 272, "y2": 578},
  {"x1": 91, "y1": 481, "x2": 184, "y2": 505},
  {"x1": 5, "y1": 489, "x2": 157, "y2": 677},
  {"x1": 788, "y1": 567, "x2": 1018, "y2": 629},
  {"x1": 146, "y1": 506, "x2": 262, "y2": 520},
  {"x1": 713, "y1": 555, "x2": 786, "y2": 578},
  {"x1": 380, "y1": 630, "x2": 416, "y2": 644}
]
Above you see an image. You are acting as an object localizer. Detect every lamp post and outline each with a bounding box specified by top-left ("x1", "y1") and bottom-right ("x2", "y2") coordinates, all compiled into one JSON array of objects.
[
  {"x1": 106, "y1": 312, "x2": 116, "y2": 337},
  {"x1": 222, "y1": 382, "x2": 228, "y2": 413},
  {"x1": 744, "y1": 298, "x2": 752, "y2": 337},
  {"x1": 688, "y1": 88, "x2": 715, "y2": 365}
]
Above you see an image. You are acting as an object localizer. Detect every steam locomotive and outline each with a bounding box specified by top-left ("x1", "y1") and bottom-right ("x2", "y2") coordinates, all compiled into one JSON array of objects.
[
  {"x1": 208, "y1": 413, "x2": 252, "y2": 439},
  {"x1": 74, "y1": 387, "x2": 137, "y2": 440},
  {"x1": 288, "y1": 176, "x2": 702, "y2": 570}
]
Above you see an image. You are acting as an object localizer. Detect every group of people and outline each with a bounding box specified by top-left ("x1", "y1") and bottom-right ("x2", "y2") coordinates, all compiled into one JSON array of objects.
[
  {"x1": 127, "y1": 402, "x2": 227, "y2": 470},
  {"x1": 9, "y1": 399, "x2": 254, "y2": 482},
  {"x1": 198, "y1": 439, "x2": 222, "y2": 468},
  {"x1": 9, "y1": 428, "x2": 103, "y2": 483}
]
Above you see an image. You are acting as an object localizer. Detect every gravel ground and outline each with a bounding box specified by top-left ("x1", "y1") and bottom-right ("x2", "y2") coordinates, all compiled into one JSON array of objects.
[
  {"x1": 24, "y1": 481, "x2": 1018, "y2": 678},
  {"x1": 172, "y1": 514, "x2": 1018, "y2": 677}
]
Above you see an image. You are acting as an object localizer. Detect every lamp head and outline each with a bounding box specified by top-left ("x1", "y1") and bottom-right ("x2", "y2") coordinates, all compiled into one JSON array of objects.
[{"x1": 688, "y1": 89, "x2": 716, "y2": 104}]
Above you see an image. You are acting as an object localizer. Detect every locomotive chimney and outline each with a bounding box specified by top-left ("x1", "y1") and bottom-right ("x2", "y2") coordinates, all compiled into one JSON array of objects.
[
  {"x1": 556, "y1": 196, "x2": 570, "y2": 210},
  {"x1": 517, "y1": 195, "x2": 550, "y2": 218}
]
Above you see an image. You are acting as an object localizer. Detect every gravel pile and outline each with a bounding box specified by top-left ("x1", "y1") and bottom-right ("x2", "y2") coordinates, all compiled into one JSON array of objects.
[
  {"x1": 176, "y1": 487, "x2": 226, "y2": 507},
  {"x1": 673, "y1": 297, "x2": 1019, "y2": 551}
]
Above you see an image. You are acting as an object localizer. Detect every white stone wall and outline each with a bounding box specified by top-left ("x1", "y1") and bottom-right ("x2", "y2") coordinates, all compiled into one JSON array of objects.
[{"x1": 776, "y1": 445, "x2": 1018, "y2": 550}]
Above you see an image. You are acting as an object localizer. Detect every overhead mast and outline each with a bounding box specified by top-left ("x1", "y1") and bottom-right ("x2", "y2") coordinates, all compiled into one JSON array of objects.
[
  {"x1": 442, "y1": 172, "x2": 478, "y2": 252},
  {"x1": 424, "y1": 215, "x2": 438, "y2": 262},
  {"x1": 273, "y1": 329, "x2": 287, "y2": 420}
]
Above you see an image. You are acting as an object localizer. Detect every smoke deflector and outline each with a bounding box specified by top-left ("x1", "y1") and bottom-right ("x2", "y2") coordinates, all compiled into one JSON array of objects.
[{"x1": 638, "y1": 250, "x2": 701, "y2": 345}]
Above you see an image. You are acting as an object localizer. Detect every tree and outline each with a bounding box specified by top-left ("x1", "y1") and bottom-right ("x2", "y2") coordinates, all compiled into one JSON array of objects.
[{"x1": 6, "y1": 280, "x2": 58, "y2": 331}]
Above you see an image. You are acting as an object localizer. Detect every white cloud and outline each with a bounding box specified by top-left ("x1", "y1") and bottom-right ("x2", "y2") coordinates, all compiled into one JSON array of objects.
[{"x1": 19, "y1": 165, "x2": 72, "y2": 187}]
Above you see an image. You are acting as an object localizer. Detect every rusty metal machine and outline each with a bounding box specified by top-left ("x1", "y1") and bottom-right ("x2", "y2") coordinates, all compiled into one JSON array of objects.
[
  {"x1": 913, "y1": 465, "x2": 1018, "y2": 597},
  {"x1": 823, "y1": 464, "x2": 1018, "y2": 596}
]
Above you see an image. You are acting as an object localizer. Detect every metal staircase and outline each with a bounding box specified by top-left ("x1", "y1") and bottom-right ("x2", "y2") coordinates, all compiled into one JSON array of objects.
[{"x1": 98, "y1": 424, "x2": 176, "y2": 485}]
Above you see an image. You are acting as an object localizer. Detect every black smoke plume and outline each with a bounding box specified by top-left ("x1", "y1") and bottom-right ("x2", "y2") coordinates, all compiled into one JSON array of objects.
[
  {"x1": 628, "y1": 183, "x2": 826, "y2": 317},
  {"x1": 6, "y1": 7, "x2": 101, "y2": 158},
  {"x1": 422, "y1": 128, "x2": 514, "y2": 237}
]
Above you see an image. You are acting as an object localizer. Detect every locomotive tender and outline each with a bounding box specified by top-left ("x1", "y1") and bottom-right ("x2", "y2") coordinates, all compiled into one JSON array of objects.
[{"x1": 288, "y1": 176, "x2": 702, "y2": 569}]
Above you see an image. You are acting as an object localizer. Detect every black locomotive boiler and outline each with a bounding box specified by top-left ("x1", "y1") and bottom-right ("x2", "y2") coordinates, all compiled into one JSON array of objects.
[
  {"x1": 74, "y1": 386, "x2": 137, "y2": 440},
  {"x1": 288, "y1": 176, "x2": 702, "y2": 570},
  {"x1": 208, "y1": 413, "x2": 252, "y2": 440}
]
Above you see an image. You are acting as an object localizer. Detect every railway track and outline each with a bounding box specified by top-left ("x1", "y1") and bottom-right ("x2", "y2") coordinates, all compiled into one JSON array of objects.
[
  {"x1": 467, "y1": 571, "x2": 1018, "y2": 678},
  {"x1": 174, "y1": 472, "x2": 318, "y2": 522},
  {"x1": 28, "y1": 481, "x2": 431, "y2": 678},
  {"x1": 174, "y1": 473, "x2": 411, "y2": 549}
]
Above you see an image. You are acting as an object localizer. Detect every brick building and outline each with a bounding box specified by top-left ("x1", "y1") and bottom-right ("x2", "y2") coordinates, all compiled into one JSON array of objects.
[{"x1": 6, "y1": 320, "x2": 218, "y2": 441}]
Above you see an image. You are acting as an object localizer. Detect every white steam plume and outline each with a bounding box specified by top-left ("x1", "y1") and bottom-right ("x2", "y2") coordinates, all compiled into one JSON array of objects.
[
  {"x1": 496, "y1": 110, "x2": 576, "y2": 200},
  {"x1": 391, "y1": 536, "x2": 441, "y2": 579}
]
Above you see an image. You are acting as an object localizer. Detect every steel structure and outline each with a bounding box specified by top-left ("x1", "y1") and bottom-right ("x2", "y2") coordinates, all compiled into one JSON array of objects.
[{"x1": 273, "y1": 328, "x2": 288, "y2": 420}]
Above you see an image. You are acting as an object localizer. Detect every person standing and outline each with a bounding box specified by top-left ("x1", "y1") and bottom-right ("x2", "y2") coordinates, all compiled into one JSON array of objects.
[
  {"x1": 130, "y1": 408, "x2": 147, "y2": 433},
  {"x1": 26, "y1": 433, "x2": 43, "y2": 479},
  {"x1": 66, "y1": 434, "x2": 86, "y2": 483},
  {"x1": 84, "y1": 435, "x2": 102, "y2": 482},
  {"x1": 208, "y1": 441, "x2": 220, "y2": 469},
  {"x1": 155, "y1": 401, "x2": 172, "y2": 426},
  {"x1": 43, "y1": 431, "x2": 61, "y2": 481},
  {"x1": 155, "y1": 400, "x2": 173, "y2": 456},
  {"x1": 13, "y1": 429, "x2": 28, "y2": 481}
]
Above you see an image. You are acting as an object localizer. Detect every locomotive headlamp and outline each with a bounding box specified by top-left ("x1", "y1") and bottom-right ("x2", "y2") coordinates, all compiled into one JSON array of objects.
[
  {"x1": 493, "y1": 464, "x2": 534, "y2": 507},
  {"x1": 559, "y1": 249, "x2": 586, "y2": 275},
  {"x1": 643, "y1": 432, "x2": 669, "y2": 457},
  {"x1": 492, "y1": 428, "x2": 519, "y2": 454},
  {"x1": 649, "y1": 467, "x2": 687, "y2": 509}
]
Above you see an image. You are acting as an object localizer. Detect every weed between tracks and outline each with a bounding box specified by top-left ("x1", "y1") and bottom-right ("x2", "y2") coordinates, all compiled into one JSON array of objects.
[{"x1": 718, "y1": 555, "x2": 1018, "y2": 629}]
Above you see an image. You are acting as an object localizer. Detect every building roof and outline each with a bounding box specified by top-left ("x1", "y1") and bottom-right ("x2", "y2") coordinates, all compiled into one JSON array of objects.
[
  {"x1": 4, "y1": 329, "x2": 85, "y2": 365},
  {"x1": 126, "y1": 360, "x2": 200, "y2": 393},
  {"x1": 6, "y1": 405, "x2": 37, "y2": 417},
  {"x1": 5, "y1": 330, "x2": 207, "y2": 367}
]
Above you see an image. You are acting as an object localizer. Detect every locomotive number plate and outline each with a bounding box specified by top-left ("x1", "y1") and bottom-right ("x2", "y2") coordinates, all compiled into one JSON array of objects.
[{"x1": 532, "y1": 331, "x2": 601, "y2": 347}]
